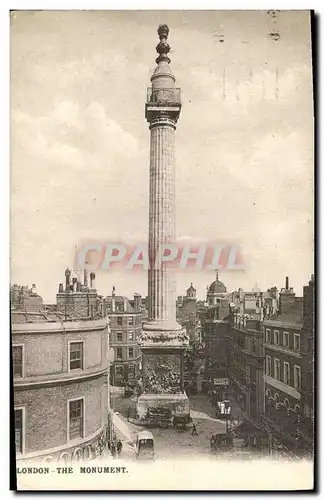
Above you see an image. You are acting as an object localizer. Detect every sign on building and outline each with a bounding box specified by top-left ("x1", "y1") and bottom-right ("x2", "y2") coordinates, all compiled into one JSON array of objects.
[{"x1": 213, "y1": 378, "x2": 229, "y2": 386}]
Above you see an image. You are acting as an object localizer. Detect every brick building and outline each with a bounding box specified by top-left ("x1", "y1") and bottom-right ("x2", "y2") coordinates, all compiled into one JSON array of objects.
[
  {"x1": 262, "y1": 277, "x2": 306, "y2": 456},
  {"x1": 12, "y1": 310, "x2": 113, "y2": 464},
  {"x1": 201, "y1": 273, "x2": 230, "y2": 387},
  {"x1": 103, "y1": 290, "x2": 142, "y2": 387},
  {"x1": 299, "y1": 275, "x2": 315, "y2": 454},
  {"x1": 227, "y1": 311, "x2": 267, "y2": 449},
  {"x1": 56, "y1": 268, "x2": 99, "y2": 319},
  {"x1": 177, "y1": 284, "x2": 200, "y2": 343}
]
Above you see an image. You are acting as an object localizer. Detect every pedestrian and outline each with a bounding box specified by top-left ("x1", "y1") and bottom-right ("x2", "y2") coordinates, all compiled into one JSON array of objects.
[
  {"x1": 111, "y1": 441, "x2": 117, "y2": 459},
  {"x1": 192, "y1": 422, "x2": 198, "y2": 436},
  {"x1": 117, "y1": 440, "x2": 123, "y2": 457}
]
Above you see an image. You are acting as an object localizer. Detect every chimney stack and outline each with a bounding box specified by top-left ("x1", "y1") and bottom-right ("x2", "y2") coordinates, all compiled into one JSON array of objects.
[
  {"x1": 72, "y1": 277, "x2": 77, "y2": 292},
  {"x1": 90, "y1": 272, "x2": 96, "y2": 290},
  {"x1": 84, "y1": 268, "x2": 89, "y2": 288},
  {"x1": 134, "y1": 293, "x2": 142, "y2": 312},
  {"x1": 279, "y1": 277, "x2": 296, "y2": 314},
  {"x1": 31, "y1": 284, "x2": 36, "y2": 295},
  {"x1": 58, "y1": 283, "x2": 64, "y2": 293},
  {"x1": 77, "y1": 280, "x2": 81, "y2": 292},
  {"x1": 65, "y1": 269, "x2": 71, "y2": 291}
]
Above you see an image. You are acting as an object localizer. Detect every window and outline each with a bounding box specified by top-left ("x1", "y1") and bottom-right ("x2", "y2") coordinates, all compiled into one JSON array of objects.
[
  {"x1": 128, "y1": 347, "x2": 134, "y2": 359},
  {"x1": 266, "y1": 355, "x2": 271, "y2": 376},
  {"x1": 274, "y1": 330, "x2": 279, "y2": 345},
  {"x1": 117, "y1": 317, "x2": 123, "y2": 326},
  {"x1": 69, "y1": 342, "x2": 83, "y2": 370},
  {"x1": 251, "y1": 339, "x2": 256, "y2": 353},
  {"x1": 115, "y1": 365, "x2": 124, "y2": 376},
  {"x1": 15, "y1": 408, "x2": 24, "y2": 454},
  {"x1": 283, "y1": 331, "x2": 289, "y2": 348},
  {"x1": 128, "y1": 365, "x2": 135, "y2": 378},
  {"x1": 128, "y1": 331, "x2": 134, "y2": 342},
  {"x1": 13, "y1": 345, "x2": 23, "y2": 378},
  {"x1": 68, "y1": 399, "x2": 84, "y2": 440},
  {"x1": 128, "y1": 317, "x2": 134, "y2": 326},
  {"x1": 274, "y1": 358, "x2": 280, "y2": 380},
  {"x1": 283, "y1": 362, "x2": 290, "y2": 385},
  {"x1": 294, "y1": 334, "x2": 300, "y2": 351},
  {"x1": 117, "y1": 332, "x2": 123, "y2": 342},
  {"x1": 284, "y1": 398, "x2": 290, "y2": 410},
  {"x1": 116, "y1": 303, "x2": 124, "y2": 312},
  {"x1": 116, "y1": 347, "x2": 122, "y2": 360},
  {"x1": 274, "y1": 393, "x2": 280, "y2": 409},
  {"x1": 294, "y1": 365, "x2": 301, "y2": 390},
  {"x1": 266, "y1": 329, "x2": 271, "y2": 343}
]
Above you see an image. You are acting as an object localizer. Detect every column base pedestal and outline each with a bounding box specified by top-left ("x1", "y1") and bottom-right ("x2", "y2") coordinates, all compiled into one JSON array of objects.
[{"x1": 136, "y1": 392, "x2": 190, "y2": 420}]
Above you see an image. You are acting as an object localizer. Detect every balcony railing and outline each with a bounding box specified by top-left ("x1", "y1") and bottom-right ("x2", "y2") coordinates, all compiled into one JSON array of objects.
[{"x1": 146, "y1": 87, "x2": 181, "y2": 106}]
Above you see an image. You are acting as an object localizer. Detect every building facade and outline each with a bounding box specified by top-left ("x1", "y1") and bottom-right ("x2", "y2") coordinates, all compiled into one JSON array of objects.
[
  {"x1": 12, "y1": 310, "x2": 113, "y2": 464},
  {"x1": 227, "y1": 311, "x2": 267, "y2": 450},
  {"x1": 104, "y1": 292, "x2": 142, "y2": 387},
  {"x1": 299, "y1": 275, "x2": 315, "y2": 454},
  {"x1": 177, "y1": 284, "x2": 200, "y2": 343},
  {"x1": 201, "y1": 273, "x2": 230, "y2": 388},
  {"x1": 262, "y1": 277, "x2": 306, "y2": 456}
]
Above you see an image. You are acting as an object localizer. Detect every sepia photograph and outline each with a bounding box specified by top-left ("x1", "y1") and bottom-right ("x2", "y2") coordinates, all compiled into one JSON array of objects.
[{"x1": 10, "y1": 9, "x2": 315, "y2": 491}]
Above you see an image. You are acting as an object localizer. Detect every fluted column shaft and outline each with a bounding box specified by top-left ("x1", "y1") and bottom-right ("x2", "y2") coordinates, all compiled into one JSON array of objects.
[{"x1": 147, "y1": 119, "x2": 178, "y2": 328}]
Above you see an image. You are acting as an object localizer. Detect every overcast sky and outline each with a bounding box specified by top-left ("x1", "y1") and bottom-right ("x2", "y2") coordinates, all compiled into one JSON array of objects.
[{"x1": 10, "y1": 10, "x2": 314, "y2": 302}]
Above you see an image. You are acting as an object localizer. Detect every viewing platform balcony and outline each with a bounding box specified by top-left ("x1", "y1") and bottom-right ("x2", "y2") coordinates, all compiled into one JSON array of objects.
[{"x1": 145, "y1": 87, "x2": 181, "y2": 122}]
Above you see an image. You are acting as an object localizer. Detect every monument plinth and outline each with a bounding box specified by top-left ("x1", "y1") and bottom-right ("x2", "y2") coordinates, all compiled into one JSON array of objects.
[{"x1": 137, "y1": 25, "x2": 189, "y2": 420}]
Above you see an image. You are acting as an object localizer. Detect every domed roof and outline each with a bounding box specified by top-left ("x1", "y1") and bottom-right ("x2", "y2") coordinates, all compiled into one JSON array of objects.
[{"x1": 208, "y1": 272, "x2": 226, "y2": 294}]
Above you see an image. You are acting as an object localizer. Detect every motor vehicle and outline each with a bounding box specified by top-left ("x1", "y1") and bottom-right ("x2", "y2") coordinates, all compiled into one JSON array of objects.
[
  {"x1": 135, "y1": 431, "x2": 155, "y2": 460},
  {"x1": 146, "y1": 407, "x2": 172, "y2": 428},
  {"x1": 173, "y1": 415, "x2": 191, "y2": 431}
]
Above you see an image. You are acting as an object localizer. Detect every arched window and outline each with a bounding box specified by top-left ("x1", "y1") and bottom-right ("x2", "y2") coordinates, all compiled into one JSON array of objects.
[
  {"x1": 59, "y1": 452, "x2": 70, "y2": 464},
  {"x1": 274, "y1": 393, "x2": 280, "y2": 409},
  {"x1": 294, "y1": 404, "x2": 301, "y2": 413},
  {"x1": 284, "y1": 398, "x2": 290, "y2": 409},
  {"x1": 265, "y1": 388, "x2": 271, "y2": 399},
  {"x1": 72, "y1": 447, "x2": 83, "y2": 462}
]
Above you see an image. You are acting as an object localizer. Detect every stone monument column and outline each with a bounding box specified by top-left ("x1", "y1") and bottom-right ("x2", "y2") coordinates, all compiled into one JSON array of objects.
[{"x1": 137, "y1": 25, "x2": 189, "y2": 420}]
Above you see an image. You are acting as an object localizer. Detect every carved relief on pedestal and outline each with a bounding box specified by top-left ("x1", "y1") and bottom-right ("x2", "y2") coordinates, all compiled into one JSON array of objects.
[{"x1": 144, "y1": 353, "x2": 182, "y2": 394}]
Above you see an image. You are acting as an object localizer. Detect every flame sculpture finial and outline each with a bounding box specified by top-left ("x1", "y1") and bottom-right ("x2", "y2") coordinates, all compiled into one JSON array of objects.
[{"x1": 156, "y1": 24, "x2": 171, "y2": 64}]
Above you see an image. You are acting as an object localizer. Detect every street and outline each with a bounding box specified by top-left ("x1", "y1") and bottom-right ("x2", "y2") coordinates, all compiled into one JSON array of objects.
[{"x1": 110, "y1": 389, "x2": 230, "y2": 460}]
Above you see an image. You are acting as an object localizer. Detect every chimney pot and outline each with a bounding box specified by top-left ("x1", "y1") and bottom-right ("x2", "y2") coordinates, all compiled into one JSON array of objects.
[{"x1": 285, "y1": 276, "x2": 289, "y2": 290}]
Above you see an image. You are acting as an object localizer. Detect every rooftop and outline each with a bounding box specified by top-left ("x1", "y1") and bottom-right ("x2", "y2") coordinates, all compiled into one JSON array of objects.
[
  {"x1": 11, "y1": 310, "x2": 103, "y2": 324},
  {"x1": 105, "y1": 295, "x2": 135, "y2": 313}
]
